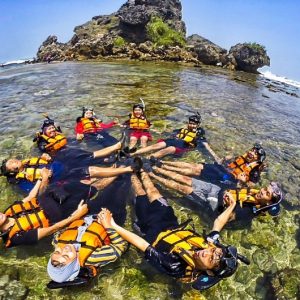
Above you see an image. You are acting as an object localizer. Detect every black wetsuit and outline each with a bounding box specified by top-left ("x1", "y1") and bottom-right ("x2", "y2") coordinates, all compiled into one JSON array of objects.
[{"x1": 3, "y1": 179, "x2": 128, "y2": 247}]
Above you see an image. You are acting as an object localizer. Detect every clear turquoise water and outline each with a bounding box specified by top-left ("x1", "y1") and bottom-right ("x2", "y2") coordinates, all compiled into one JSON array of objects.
[{"x1": 0, "y1": 61, "x2": 299, "y2": 299}]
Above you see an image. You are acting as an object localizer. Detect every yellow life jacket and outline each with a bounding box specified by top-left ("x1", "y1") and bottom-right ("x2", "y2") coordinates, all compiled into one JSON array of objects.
[
  {"x1": 57, "y1": 219, "x2": 110, "y2": 267},
  {"x1": 15, "y1": 157, "x2": 49, "y2": 182},
  {"x1": 40, "y1": 133, "x2": 67, "y2": 151},
  {"x1": 129, "y1": 113, "x2": 150, "y2": 130},
  {"x1": 227, "y1": 188, "x2": 260, "y2": 207},
  {"x1": 5, "y1": 200, "x2": 50, "y2": 247},
  {"x1": 80, "y1": 117, "x2": 102, "y2": 133},
  {"x1": 152, "y1": 228, "x2": 210, "y2": 283},
  {"x1": 227, "y1": 155, "x2": 260, "y2": 181},
  {"x1": 176, "y1": 128, "x2": 198, "y2": 147}
]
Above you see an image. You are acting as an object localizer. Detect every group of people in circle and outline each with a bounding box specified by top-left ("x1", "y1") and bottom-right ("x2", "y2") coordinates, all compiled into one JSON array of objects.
[{"x1": 0, "y1": 103, "x2": 283, "y2": 291}]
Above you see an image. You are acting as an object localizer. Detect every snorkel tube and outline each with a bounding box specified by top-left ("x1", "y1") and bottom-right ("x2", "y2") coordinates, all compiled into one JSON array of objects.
[{"x1": 192, "y1": 238, "x2": 250, "y2": 291}]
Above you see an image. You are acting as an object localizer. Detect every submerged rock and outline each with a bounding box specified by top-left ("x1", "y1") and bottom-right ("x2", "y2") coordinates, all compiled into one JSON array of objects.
[{"x1": 271, "y1": 268, "x2": 300, "y2": 299}]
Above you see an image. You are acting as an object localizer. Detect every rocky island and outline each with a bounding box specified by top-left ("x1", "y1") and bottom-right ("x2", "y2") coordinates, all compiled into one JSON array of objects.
[{"x1": 37, "y1": 0, "x2": 270, "y2": 73}]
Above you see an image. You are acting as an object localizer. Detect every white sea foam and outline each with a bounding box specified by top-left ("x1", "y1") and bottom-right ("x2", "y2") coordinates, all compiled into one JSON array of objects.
[
  {"x1": 1, "y1": 59, "x2": 33, "y2": 66},
  {"x1": 260, "y1": 70, "x2": 300, "y2": 89}
]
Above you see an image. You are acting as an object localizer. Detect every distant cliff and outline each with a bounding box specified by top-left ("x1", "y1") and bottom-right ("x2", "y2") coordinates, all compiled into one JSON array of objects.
[{"x1": 36, "y1": 0, "x2": 270, "y2": 73}]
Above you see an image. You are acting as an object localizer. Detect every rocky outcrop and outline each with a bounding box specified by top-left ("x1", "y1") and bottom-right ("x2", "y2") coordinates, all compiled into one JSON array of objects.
[
  {"x1": 228, "y1": 43, "x2": 270, "y2": 73},
  {"x1": 36, "y1": 0, "x2": 270, "y2": 73},
  {"x1": 186, "y1": 34, "x2": 227, "y2": 65},
  {"x1": 117, "y1": 0, "x2": 185, "y2": 43}
]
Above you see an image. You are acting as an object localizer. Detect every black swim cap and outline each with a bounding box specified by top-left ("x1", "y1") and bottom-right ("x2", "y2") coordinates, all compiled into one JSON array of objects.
[
  {"x1": 189, "y1": 114, "x2": 201, "y2": 124},
  {"x1": 252, "y1": 143, "x2": 266, "y2": 162},
  {"x1": 133, "y1": 104, "x2": 144, "y2": 110},
  {"x1": 41, "y1": 118, "x2": 55, "y2": 130}
]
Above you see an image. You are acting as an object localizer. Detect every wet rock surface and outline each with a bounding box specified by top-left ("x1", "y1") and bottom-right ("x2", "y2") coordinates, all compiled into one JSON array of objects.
[
  {"x1": 36, "y1": 0, "x2": 270, "y2": 73},
  {"x1": 229, "y1": 43, "x2": 270, "y2": 73}
]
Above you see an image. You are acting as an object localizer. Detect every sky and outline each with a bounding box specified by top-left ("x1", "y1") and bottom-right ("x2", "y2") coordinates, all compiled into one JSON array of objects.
[{"x1": 0, "y1": 0, "x2": 299, "y2": 81}]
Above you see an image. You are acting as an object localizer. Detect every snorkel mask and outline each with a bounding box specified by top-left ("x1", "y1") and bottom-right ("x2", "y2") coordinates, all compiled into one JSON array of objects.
[{"x1": 253, "y1": 182, "x2": 283, "y2": 216}]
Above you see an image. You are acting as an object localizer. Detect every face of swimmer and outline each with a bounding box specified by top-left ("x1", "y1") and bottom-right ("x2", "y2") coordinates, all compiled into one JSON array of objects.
[
  {"x1": 50, "y1": 244, "x2": 77, "y2": 268},
  {"x1": 84, "y1": 110, "x2": 94, "y2": 118},
  {"x1": 245, "y1": 148, "x2": 260, "y2": 162},
  {"x1": 0, "y1": 212, "x2": 8, "y2": 231},
  {"x1": 193, "y1": 245, "x2": 223, "y2": 271},
  {"x1": 44, "y1": 125, "x2": 57, "y2": 138},
  {"x1": 187, "y1": 121, "x2": 198, "y2": 132},
  {"x1": 4, "y1": 158, "x2": 23, "y2": 173},
  {"x1": 133, "y1": 107, "x2": 143, "y2": 118},
  {"x1": 255, "y1": 185, "x2": 274, "y2": 206}
]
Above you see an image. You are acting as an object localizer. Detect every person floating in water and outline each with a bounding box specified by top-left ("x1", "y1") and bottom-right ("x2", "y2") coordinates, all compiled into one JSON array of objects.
[
  {"x1": 0, "y1": 168, "x2": 88, "y2": 248},
  {"x1": 123, "y1": 103, "x2": 152, "y2": 149},
  {"x1": 47, "y1": 204, "x2": 128, "y2": 288},
  {"x1": 75, "y1": 107, "x2": 118, "y2": 147},
  {"x1": 150, "y1": 143, "x2": 267, "y2": 187},
  {"x1": 103, "y1": 172, "x2": 250, "y2": 291},
  {"x1": 147, "y1": 167, "x2": 283, "y2": 222},
  {"x1": 34, "y1": 117, "x2": 67, "y2": 154},
  {"x1": 90, "y1": 114, "x2": 207, "y2": 160},
  {"x1": 0, "y1": 153, "x2": 56, "y2": 192}
]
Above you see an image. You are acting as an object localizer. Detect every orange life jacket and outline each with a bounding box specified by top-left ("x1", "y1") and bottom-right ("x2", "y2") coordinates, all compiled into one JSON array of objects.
[
  {"x1": 4, "y1": 198, "x2": 40, "y2": 217},
  {"x1": 129, "y1": 113, "x2": 150, "y2": 130},
  {"x1": 176, "y1": 128, "x2": 198, "y2": 147},
  {"x1": 4, "y1": 199, "x2": 50, "y2": 247},
  {"x1": 40, "y1": 133, "x2": 67, "y2": 151},
  {"x1": 80, "y1": 117, "x2": 102, "y2": 133},
  {"x1": 227, "y1": 155, "x2": 260, "y2": 181},
  {"x1": 56, "y1": 219, "x2": 110, "y2": 267},
  {"x1": 15, "y1": 157, "x2": 49, "y2": 182}
]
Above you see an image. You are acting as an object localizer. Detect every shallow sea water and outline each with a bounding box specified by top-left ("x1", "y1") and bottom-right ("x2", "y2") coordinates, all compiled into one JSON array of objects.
[{"x1": 0, "y1": 61, "x2": 299, "y2": 299}]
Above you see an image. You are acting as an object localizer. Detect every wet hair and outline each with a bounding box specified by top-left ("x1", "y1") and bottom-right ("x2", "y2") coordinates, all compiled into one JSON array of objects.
[
  {"x1": 0, "y1": 159, "x2": 9, "y2": 176},
  {"x1": 0, "y1": 159, "x2": 19, "y2": 182}
]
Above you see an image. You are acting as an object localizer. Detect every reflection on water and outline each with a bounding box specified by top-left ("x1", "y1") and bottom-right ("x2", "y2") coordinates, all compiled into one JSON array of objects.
[{"x1": 0, "y1": 62, "x2": 299, "y2": 299}]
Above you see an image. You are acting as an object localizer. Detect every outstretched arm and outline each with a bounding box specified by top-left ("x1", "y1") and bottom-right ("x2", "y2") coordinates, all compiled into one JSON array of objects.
[
  {"x1": 100, "y1": 208, "x2": 150, "y2": 252},
  {"x1": 202, "y1": 141, "x2": 223, "y2": 164},
  {"x1": 212, "y1": 194, "x2": 236, "y2": 232},
  {"x1": 22, "y1": 168, "x2": 51, "y2": 202},
  {"x1": 37, "y1": 200, "x2": 88, "y2": 240}
]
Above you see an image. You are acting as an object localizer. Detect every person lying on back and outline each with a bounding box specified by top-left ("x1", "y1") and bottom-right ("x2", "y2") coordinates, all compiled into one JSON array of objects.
[{"x1": 47, "y1": 206, "x2": 127, "y2": 288}]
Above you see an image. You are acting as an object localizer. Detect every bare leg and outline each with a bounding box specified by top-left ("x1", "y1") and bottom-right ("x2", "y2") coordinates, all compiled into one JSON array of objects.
[
  {"x1": 153, "y1": 166, "x2": 193, "y2": 186},
  {"x1": 161, "y1": 164, "x2": 203, "y2": 177},
  {"x1": 91, "y1": 176, "x2": 118, "y2": 190},
  {"x1": 129, "y1": 136, "x2": 138, "y2": 149},
  {"x1": 162, "y1": 160, "x2": 202, "y2": 174},
  {"x1": 79, "y1": 176, "x2": 117, "y2": 191},
  {"x1": 132, "y1": 141, "x2": 167, "y2": 156},
  {"x1": 149, "y1": 172, "x2": 193, "y2": 195},
  {"x1": 88, "y1": 165, "x2": 133, "y2": 178},
  {"x1": 131, "y1": 174, "x2": 146, "y2": 196},
  {"x1": 150, "y1": 146, "x2": 176, "y2": 159},
  {"x1": 93, "y1": 142, "x2": 121, "y2": 158},
  {"x1": 140, "y1": 136, "x2": 149, "y2": 148},
  {"x1": 140, "y1": 172, "x2": 162, "y2": 203}
]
